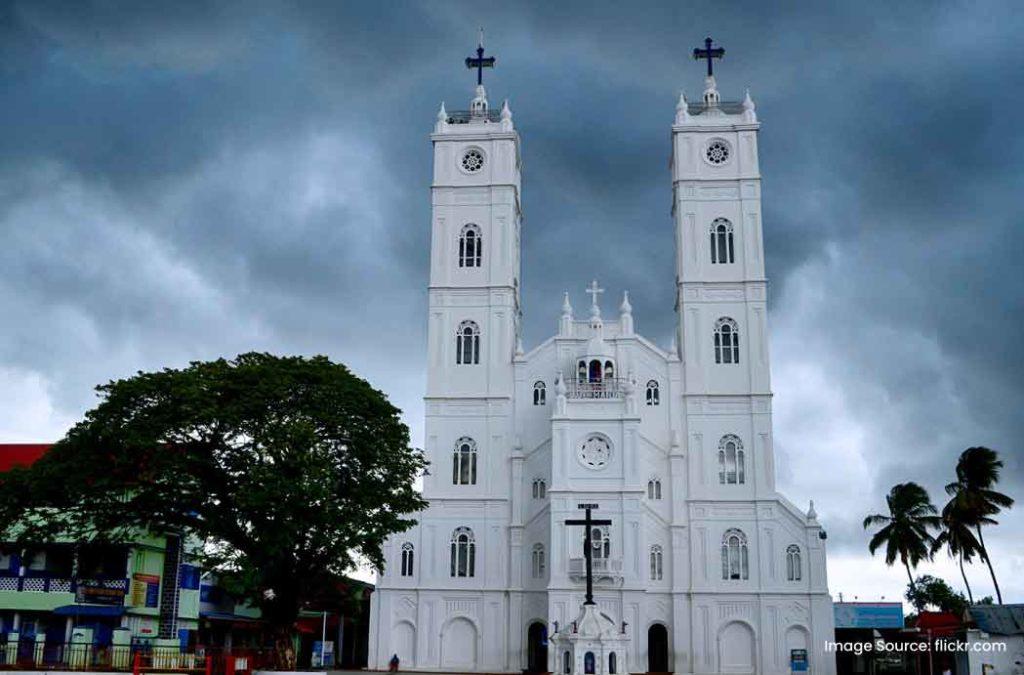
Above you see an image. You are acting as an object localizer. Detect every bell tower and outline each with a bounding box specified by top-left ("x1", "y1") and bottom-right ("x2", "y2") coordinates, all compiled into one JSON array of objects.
[{"x1": 426, "y1": 38, "x2": 521, "y2": 403}]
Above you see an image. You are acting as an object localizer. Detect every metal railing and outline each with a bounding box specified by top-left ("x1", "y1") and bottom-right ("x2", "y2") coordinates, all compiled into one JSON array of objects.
[
  {"x1": 566, "y1": 378, "x2": 628, "y2": 400},
  {"x1": 0, "y1": 642, "x2": 276, "y2": 673},
  {"x1": 568, "y1": 557, "x2": 624, "y2": 577},
  {"x1": 0, "y1": 574, "x2": 127, "y2": 593},
  {"x1": 443, "y1": 109, "x2": 503, "y2": 124},
  {"x1": 685, "y1": 100, "x2": 746, "y2": 115}
]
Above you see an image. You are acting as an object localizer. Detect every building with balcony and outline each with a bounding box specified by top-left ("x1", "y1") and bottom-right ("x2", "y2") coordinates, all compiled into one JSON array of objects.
[{"x1": 0, "y1": 445, "x2": 201, "y2": 650}]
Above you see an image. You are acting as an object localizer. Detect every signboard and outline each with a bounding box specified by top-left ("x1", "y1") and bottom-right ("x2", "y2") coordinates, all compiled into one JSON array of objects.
[
  {"x1": 75, "y1": 580, "x2": 126, "y2": 606},
  {"x1": 131, "y1": 574, "x2": 161, "y2": 608},
  {"x1": 834, "y1": 602, "x2": 904, "y2": 629},
  {"x1": 790, "y1": 649, "x2": 808, "y2": 672},
  {"x1": 312, "y1": 641, "x2": 334, "y2": 668}
]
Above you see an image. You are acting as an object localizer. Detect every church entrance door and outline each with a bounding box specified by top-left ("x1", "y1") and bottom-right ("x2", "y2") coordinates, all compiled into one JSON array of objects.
[
  {"x1": 647, "y1": 623, "x2": 670, "y2": 673},
  {"x1": 526, "y1": 622, "x2": 548, "y2": 673}
]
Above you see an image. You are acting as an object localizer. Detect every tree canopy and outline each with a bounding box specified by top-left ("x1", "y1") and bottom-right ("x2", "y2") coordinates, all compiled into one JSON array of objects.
[{"x1": 0, "y1": 353, "x2": 427, "y2": 632}]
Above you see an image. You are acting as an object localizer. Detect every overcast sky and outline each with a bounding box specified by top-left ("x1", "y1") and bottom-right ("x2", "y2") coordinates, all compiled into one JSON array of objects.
[{"x1": 1, "y1": 0, "x2": 1021, "y2": 607}]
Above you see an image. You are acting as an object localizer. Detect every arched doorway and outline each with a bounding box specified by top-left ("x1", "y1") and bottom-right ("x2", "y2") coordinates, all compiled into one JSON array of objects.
[
  {"x1": 717, "y1": 621, "x2": 755, "y2": 674},
  {"x1": 526, "y1": 622, "x2": 548, "y2": 673},
  {"x1": 441, "y1": 617, "x2": 477, "y2": 670},
  {"x1": 648, "y1": 623, "x2": 670, "y2": 673}
]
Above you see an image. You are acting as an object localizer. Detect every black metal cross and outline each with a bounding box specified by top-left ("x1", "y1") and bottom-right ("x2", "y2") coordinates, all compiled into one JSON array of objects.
[
  {"x1": 692, "y1": 36, "x2": 725, "y2": 77},
  {"x1": 465, "y1": 30, "x2": 496, "y2": 86},
  {"x1": 565, "y1": 503, "x2": 612, "y2": 606}
]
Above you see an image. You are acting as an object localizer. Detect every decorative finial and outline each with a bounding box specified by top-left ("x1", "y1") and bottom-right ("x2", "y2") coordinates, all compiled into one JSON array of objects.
[
  {"x1": 808, "y1": 500, "x2": 818, "y2": 520},
  {"x1": 675, "y1": 92, "x2": 690, "y2": 124},
  {"x1": 562, "y1": 291, "x2": 573, "y2": 317},
  {"x1": 515, "y1": 336, "x2": 524, "y2": 357},
  {"x1": 585, "y1": 280, "x2": 604, "y2": 319},
  {"x1": 501, "y1": 99, "x2": 512, "y2": 121},
  {"x1": 619, "y1": 290, "x2": 632, "y2": 315},
  {"x1": 742, "y1": 89, "x2": 757, "y2": 122},
  {"x1": 437, "y1": 101, "x2": 447, "y2": 121}
]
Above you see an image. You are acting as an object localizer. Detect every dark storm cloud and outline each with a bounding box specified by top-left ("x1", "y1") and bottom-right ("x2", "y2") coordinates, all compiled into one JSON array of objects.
[{"x1": 1, "y1": 0, "x2": 1021, "y2": 600}]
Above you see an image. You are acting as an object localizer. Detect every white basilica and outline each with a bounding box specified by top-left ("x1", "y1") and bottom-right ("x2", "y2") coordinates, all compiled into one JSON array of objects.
[{"x1": 368, "y1": 39, "x2": 836, "y2": 675}]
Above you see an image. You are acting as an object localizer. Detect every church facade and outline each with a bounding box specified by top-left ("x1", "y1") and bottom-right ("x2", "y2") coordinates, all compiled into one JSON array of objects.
[{"x1": 368, "y1": 43, "x2": 836, "y2": 675}]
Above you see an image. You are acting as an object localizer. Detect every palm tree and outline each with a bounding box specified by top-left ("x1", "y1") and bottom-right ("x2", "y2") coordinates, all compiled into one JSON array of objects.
[
  {"x1": 944, "y1": 446, "x2": 1015, "y2": 604},
  {"x1": 932, "y1": 504, "x2": 982, "y2": 604},
  {"x1": 863, "y1": 482, "x2": 942, "y2": 605}
]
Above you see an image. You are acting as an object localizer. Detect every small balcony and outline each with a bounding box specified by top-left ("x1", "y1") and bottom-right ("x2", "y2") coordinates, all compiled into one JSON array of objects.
[
  {"x1": 0, "y1": 574, "x2": 128, "y2": 595},
  {"x1": 568, "y1": 557, "x2": 624, "y2": 585},
  {"x1": 566, "y1": 378, "x2": 628, "y2": 400}
]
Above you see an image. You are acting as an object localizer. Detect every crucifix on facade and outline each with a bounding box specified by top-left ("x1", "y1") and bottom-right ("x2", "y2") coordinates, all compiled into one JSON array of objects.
[
  {"x1": 692, "y1": 36, "x2": 725, "y2": 77},
  {"x1": 565, "y1": 503, "x2": 612, "y2": 606},
  {"x1": 465, "y1": 28, "x2": 496, "y2": 86}
]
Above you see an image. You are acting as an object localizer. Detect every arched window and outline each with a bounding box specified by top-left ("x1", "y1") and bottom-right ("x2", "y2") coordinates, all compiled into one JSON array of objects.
[
  {"x1": 714, "y1": 318, "x2": 740, "y2": 364},
  {"x1": 609, "y1": 652, "x2": 617, "y2": 675},
  {"x1": 646, "y1": 380, "x2": 660, "y2": 406},
  {"x1": 588, "y1": 359, "x2": 602, "y2": 383},
  {"x1": 717, "y1": 435, "x2": 745, "y2": 485},
  {"x1": 786, "y1": 545, "x2": 802, "y2": 581},
  {"x1": 532, "y1": 479, "x2": 546, "y2": 499},
  {"x1": 459, "y1": 224, "x2": 482, "y2": 268},
  {"x1": 647, "y1": 478, "x2": 662, "y2": 500},
  {"x1": 709, "y1": 218, "x2": 735, "y2": 264},
  {"x1": 650, "y1": 545, "x2": 664, "y2": 580},
  {"x1": 577, "y1": 360, "x2": 587, "y2": 382},
  {"x1": 532, "y1": 543, "x2": 546, "y2": 578},
  {"x1": 563, "y1": 652, "x2": 571, "y2": 674},
  {"x1": 584, "y1": 652, "x2": 595, "y2": 675},
  {"x1": 590, "y1": 527, "x2": 610, "y2": 559},
  {"x1": 450, "y1": 527, "x2": 476, "y2": 577},
  {"x1": 533, "y1": 381, "x2": 546, "y2": 406},
  {"x1": 456, "y1": 321, "x2": 480, "y2": 365},
  {"x1": 400, "y1": 543, "x2": 414, "y2": 577},
  {"x1": 604, "y1": 361, "x2": 615, "y2": 379},
  {"x1": 721, "y1": 529, "x2": 749, "y2": 580},
  {"x1": 452, "y1": 437, "x2": 477, "y2": 485}
]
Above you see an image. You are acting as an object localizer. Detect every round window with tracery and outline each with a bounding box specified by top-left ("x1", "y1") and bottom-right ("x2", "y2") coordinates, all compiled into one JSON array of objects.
[
  {"x1": 705, "y1": 140, "x2": 730, "y2": 165},
  {"x1": 461, "y1": 149, "x2": 485, "y2": 173}
]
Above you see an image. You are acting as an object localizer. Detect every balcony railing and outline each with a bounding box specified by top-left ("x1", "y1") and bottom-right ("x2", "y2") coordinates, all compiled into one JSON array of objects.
[
  {"x1": 566, "y1": 378, "x2": 628, "y2": 400},
  {"x1": 443, "y1": 109, "x2": 503, "y2": 124},
  {"x1": 0, "y1": 574, "x2": 128, "y2": 594},
  {"x1": 568, "y1": 557, "x2": 623, "y2": 583}
]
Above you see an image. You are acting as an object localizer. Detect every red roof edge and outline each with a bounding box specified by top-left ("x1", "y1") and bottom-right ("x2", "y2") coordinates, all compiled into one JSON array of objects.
[{"x1": 0, "y1": 444, "x2": 52, "y2": 472}]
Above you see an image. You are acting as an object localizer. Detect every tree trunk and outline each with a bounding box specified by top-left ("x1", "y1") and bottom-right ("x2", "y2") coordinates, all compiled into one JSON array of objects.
[
  {"x1": 273, "y1": 625, "x2": 297, "y2": 670},
  {"x1": 958, "y1": 551, "x2": 974, "y2": 605},
  {"x1": 904, "y1": 561, "x2": 920, "y2": 611},
  {"x1": 975, "y1": 525, "x2": 1003, "y2": 604}
]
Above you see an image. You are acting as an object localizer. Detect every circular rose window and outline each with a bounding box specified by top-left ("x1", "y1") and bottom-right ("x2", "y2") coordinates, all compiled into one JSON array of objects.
[
  {"x1": 461, "y1": 149, "x2": 485, "y2": 173},
  {"x1": 578, "y1": 434, "x2": 611, "y2": 470},
  {"x1": 705, "y1": 140, "x2": 730, "y2": 165}
]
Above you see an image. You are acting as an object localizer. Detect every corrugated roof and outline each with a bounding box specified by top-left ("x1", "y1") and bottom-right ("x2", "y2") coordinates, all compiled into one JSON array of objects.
[{"x1": 970, "y1": 604, "x2": 1024, "y2": 635}]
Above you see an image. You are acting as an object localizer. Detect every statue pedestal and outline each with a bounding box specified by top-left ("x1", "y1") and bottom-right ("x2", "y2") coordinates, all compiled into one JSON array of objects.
[{"x1": 550, "y1": 604, "x2": 630, "y2": 675}]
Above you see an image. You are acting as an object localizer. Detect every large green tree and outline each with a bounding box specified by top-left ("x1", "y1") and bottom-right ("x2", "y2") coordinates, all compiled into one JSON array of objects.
[
  {"x1": 943, "y1": 446, "x2": 1014, "y2": 604},
  {"x1": 905, "y1": 574, "x2": 969, "y2": 616},
  {"x1": 0, "y1": 353, "x2": 426, "y2": 647},
  {"x1": 863, "y1": 482, "x2": 941, "y2": 608}
]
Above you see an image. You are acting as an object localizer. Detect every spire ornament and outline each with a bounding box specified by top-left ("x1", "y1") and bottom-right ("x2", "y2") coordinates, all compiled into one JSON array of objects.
[
  {"x1": 675, "y1": 92, "x2": 691, "y2": 124},
  {"x1": 742, "y1": 88, "x2": 757, "y2": 123}
]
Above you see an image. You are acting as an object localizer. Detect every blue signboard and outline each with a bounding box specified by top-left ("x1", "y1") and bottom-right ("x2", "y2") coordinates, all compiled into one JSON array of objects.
[
  {"x1": 791, "y1": 649, "x2": 808, "y2": 672},
  {"x1": 834, "y1": 603, "x2": 904, "y2": 629}
]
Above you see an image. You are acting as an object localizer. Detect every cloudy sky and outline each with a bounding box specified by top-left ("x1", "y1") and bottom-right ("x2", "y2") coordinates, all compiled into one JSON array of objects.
[{"x1": 2, "y1": 1, "x2": 1021, "y2": 607}]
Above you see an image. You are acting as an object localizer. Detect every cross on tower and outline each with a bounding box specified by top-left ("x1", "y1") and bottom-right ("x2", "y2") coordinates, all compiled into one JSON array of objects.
[
  {"x1": 585, "y1": 280, "x2": 604, "y2": 309},
  {"x1": 565, "y1": 504, "x2": 612, "y2": 606},
  {"x1": 692, "y1": 36, "x2": 725, "y2": 77},
  {"x1": 465, "y1": 28, "x2": 496, "y2": 86}
]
